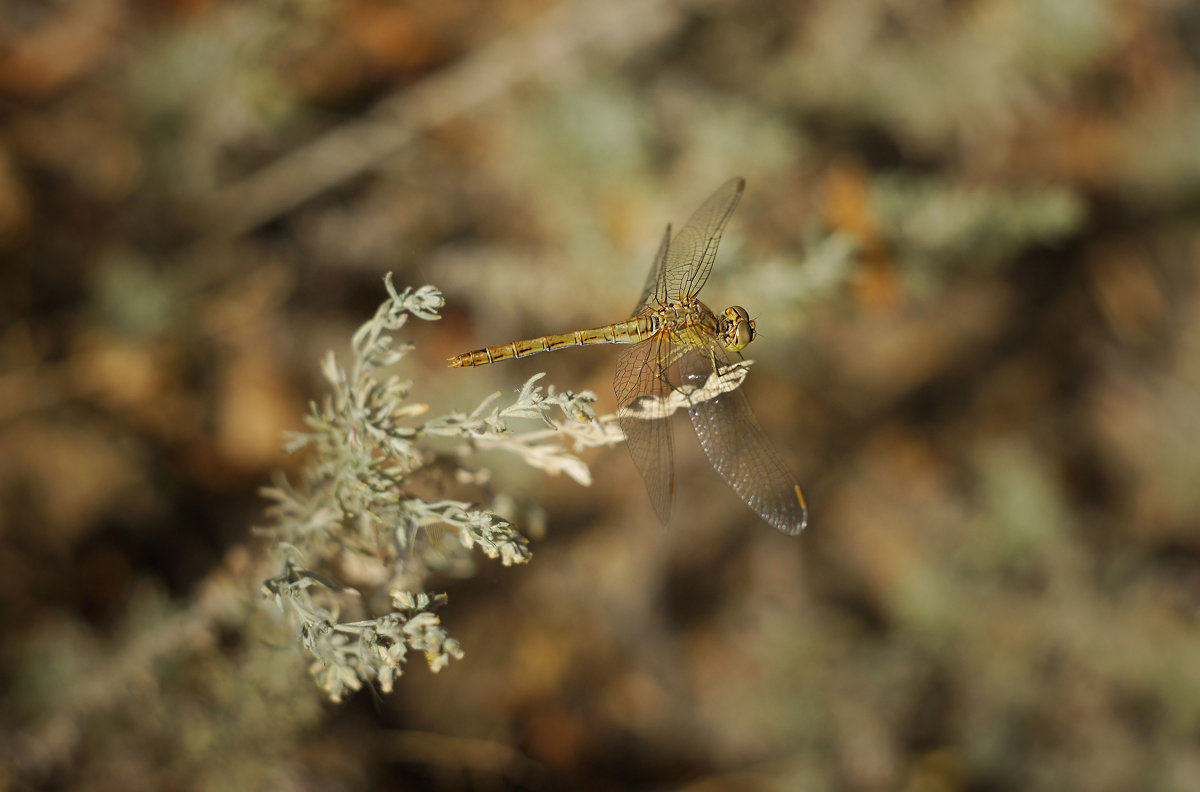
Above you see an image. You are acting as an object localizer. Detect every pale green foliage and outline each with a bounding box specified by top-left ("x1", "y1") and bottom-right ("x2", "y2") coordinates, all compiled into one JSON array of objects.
[
  {"x1": 259, "y1": 274, "x2": 611, "y2": 701},
  {"x1": 422, "y1": 372, "x2": 621, "y2": 488},
  {"x1": 263, "y1": 564, "x2": 464, "y2": 700},
  {"x1": 870, "y1": 175, "x2": 1086, "y2": 270}
]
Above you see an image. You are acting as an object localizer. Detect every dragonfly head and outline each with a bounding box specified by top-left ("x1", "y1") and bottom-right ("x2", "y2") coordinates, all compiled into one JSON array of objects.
[{"x1": 720, "y1": 305, "x2": 756, "y2": 352}]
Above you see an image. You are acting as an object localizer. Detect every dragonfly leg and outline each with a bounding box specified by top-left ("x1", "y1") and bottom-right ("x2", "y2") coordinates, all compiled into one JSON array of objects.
[
  {"x1": 652, "y1": 343, "x2": 695, "y2": 403},
  {"x1": 705, "y1": 349, "x2": 722, "y2": 402},
  {"x1": 677, "y1": 347, "x2": 727, "y2": 408},
  {"x1": 706, "y1": 348, "x2": 744, "y2": 378}
]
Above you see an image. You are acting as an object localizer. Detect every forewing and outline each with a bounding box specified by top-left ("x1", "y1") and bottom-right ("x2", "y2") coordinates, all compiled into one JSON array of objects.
[
  {"x1": 679, "y1": 347, "x2": 808, "y2": 535},
  {"x1": 631, "y1": 223, "x2": 671, "y2": 316},
  {"x1": 615, "y1": 334, "x2": 675, "y2": 526},
  {"x1": 661, "y1": 177, "x2": 745, "y2": 302}
]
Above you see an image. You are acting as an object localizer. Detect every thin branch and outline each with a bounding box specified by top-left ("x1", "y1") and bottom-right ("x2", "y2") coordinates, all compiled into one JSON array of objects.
[
  {"x1": 200, "y1": 0, "x2": 684, "y2": 237},
  {"x1": 7, "y1": 555, "x2": 254, "y2": 783},
  {"x1": 381, "y1": 730, "x2": 544, "y2": 786}
]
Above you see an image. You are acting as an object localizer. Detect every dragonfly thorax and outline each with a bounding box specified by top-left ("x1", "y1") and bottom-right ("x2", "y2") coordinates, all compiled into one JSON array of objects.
[{"x1": 720, "y1": 305, "x2": 756, "y2": 352}]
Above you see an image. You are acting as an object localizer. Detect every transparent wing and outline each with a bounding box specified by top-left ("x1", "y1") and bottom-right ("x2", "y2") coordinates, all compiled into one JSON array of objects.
[
  {"x1": 679, "y1": 346, "x2": 808, "y2": 535},
  {"x1": 659, "y1": 177, "x2": 745, "y2": 303},
  {"x1": 631, "y1": 223, "x2": 671, "y2": 316},
  {"x1": 615, "y1": 333, "x2": 675, "y2": 526}
]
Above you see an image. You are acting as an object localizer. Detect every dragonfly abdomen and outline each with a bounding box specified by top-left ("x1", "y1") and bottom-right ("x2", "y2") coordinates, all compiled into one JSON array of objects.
[{"x1": 448, "y1": 316, "x2": 656, "y2": 367}]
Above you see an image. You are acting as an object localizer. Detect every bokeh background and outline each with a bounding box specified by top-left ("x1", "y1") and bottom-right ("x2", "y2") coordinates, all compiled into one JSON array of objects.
[{"x1": 3, "y1": 0, "x2": 1200, "y2": 790}]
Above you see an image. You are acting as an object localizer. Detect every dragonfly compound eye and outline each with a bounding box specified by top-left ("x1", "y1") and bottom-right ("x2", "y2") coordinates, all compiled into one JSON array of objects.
[{"x1": 722, "y1": 306, "x2": 755, "y2": 351}]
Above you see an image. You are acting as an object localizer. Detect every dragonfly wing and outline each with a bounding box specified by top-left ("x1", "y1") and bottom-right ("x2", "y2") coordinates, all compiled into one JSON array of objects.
[
  {"x1": 616, "y1": 334, "x2": 675, "y2": 526},
  {"x1": 679, "y1": 347, "x2": 808, "y2": 535},
  {"x1": 631, "y1": 223, "x2": 672, "y2": 316},
  {"x1": 661, "y1": 177, "x2": 745, "y2": 302}
]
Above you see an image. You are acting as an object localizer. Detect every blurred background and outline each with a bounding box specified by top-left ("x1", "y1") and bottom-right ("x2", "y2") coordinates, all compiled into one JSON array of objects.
[{"x1": 3, "y1": 0, "x2": 1200, "y2": 789}]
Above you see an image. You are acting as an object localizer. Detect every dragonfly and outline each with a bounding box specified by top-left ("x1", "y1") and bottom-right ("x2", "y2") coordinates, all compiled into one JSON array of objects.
[{"x1": 448, "y1": 178, "x2": 807, "y2": 535}]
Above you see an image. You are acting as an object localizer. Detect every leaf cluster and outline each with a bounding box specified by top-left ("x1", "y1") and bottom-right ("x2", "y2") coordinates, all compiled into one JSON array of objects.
[{"x1": 259, "y1": 275, "x2": 611, "y2": 700}]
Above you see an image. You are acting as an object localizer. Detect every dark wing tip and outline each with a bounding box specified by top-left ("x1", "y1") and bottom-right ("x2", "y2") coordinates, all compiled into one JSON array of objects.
[
  {"x1": 781, "y1": 484, "x2": 808, "y2": 535},
  {"x1": 767, "y1": 485, "x2": 808, "y2": 535}
]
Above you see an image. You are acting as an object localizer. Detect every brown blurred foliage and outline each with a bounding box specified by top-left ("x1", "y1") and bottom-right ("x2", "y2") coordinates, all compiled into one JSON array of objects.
[{"x1": 1, "y1": 0, "x2": 1199, "y2": 790}]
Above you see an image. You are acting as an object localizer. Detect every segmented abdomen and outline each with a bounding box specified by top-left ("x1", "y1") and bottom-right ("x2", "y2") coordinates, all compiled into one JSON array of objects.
[{"x1": 447, "y1": 316, "x2": 657, "y2": 367}]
